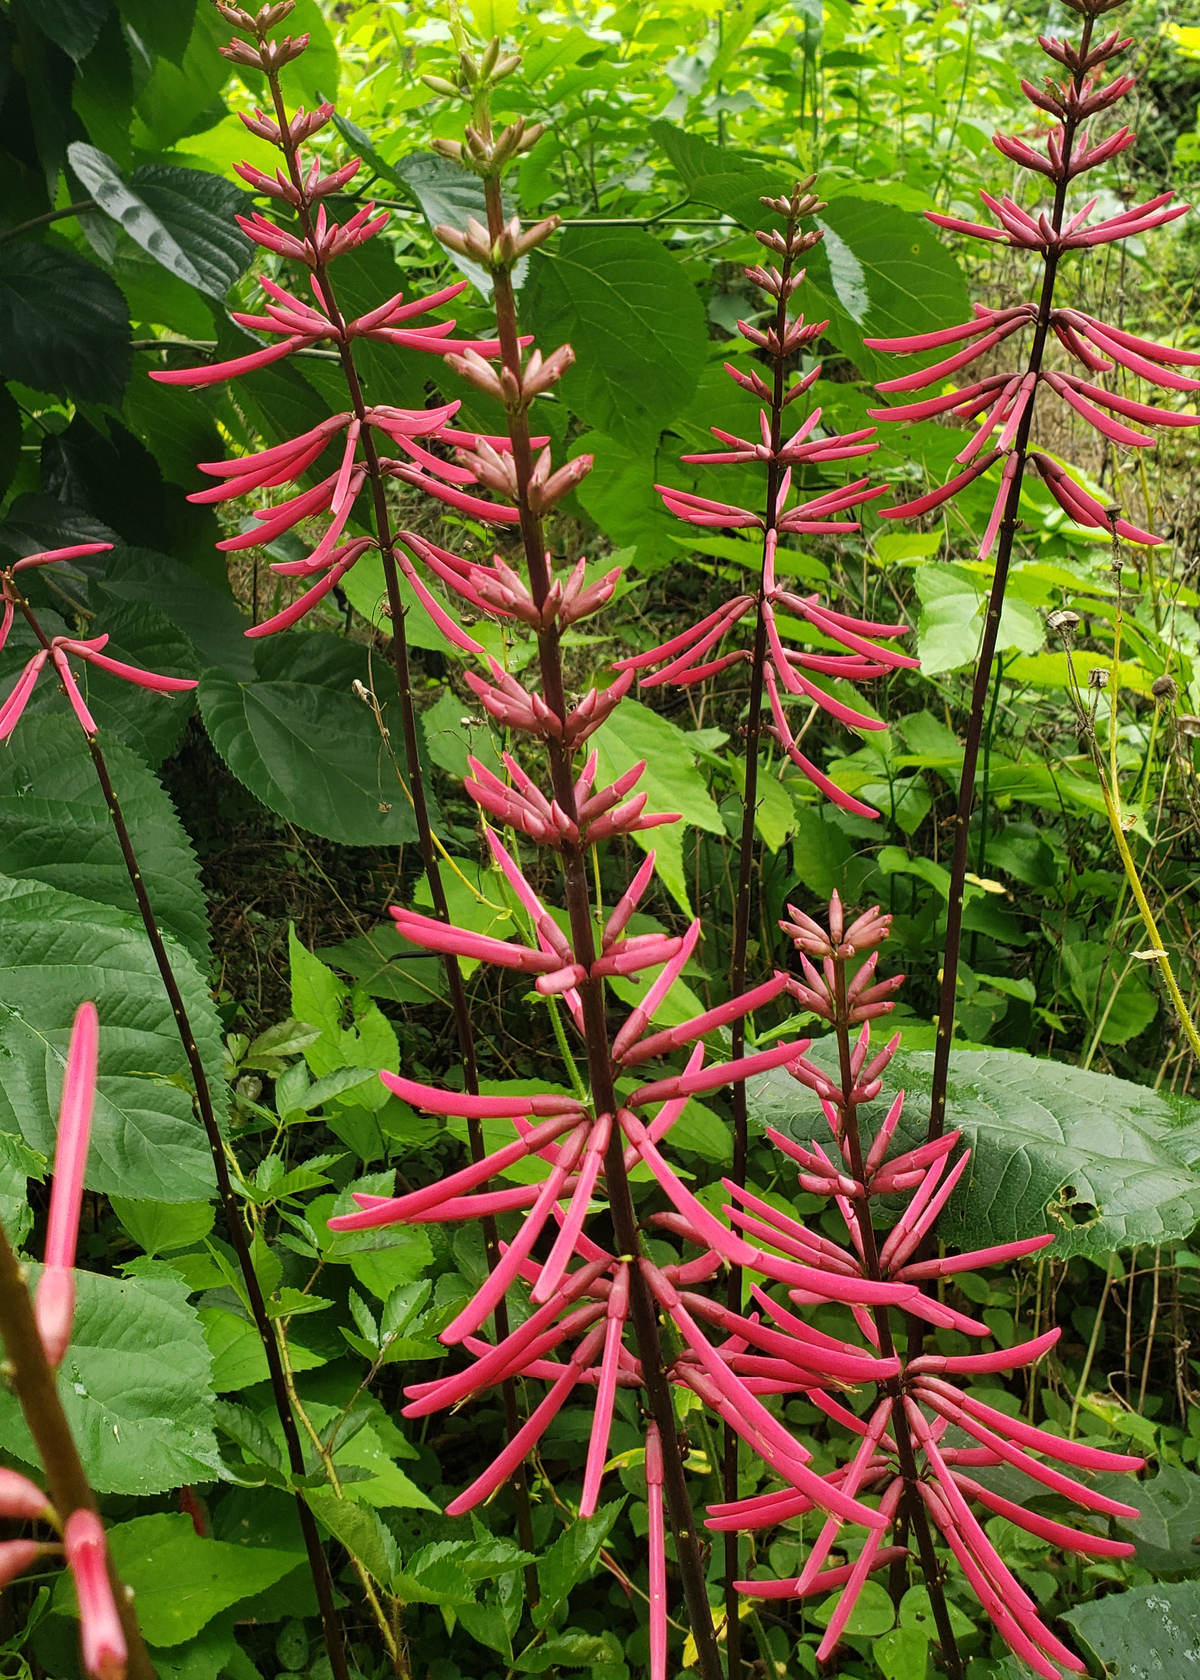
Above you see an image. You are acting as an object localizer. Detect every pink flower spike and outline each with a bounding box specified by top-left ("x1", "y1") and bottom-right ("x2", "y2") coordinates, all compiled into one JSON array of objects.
[
  {"x1": 0, "y1": 1468, "x2": 53, "y2": 1521},
  {"x1": 627, "y1": 1039, "x2": 807, "y2": 1107},
  {"x1": 619, "y1": 973, "x2": 791, "y2": 1068},
  {"x1": 389, "y1": 907, "x2": 559, "y2": 973},
  {"x1": 12, "y1": 542, "x2": 113, "y2": 572},
  {"x1": 894, "y1": 1232, "x2": 1055, "y2": 1280},
  {"x1": 645, "y1": 1422, "x2": 668, "y2": 1680},
  {"x1": 64, "y1": 1510, "x2": 127, "y2": 1680}
]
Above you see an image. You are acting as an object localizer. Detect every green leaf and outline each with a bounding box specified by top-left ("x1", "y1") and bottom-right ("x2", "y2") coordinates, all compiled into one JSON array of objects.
[
  {"x1": 391, "y1": 151, "x2": 517, "y2": 296},
  {"x1": 648, "y1": 121, "x2": 788, "y2": 233},
  {"x1": 0, "y1": 384, "x2": 23, "y2": 501},
  {"x1": 99, "y1": 548, "x2": 253, "y2": 679},
  {"x1": 512, "y1": 1632, "x2": 612, "y2": 1673},
  {"x1": 0, "y1": 1271, "x2": 219, "y2": 1494},
  {"x1": 525, "y1": 228, "x2": 708, "y2": 446},
  {"x1": 289, "y1": 931, "x2": 400, "y2": 1090},
  {"x1": 809, "y1": 1579, "x2": 895, "y2": 1638},
  {"x1": 799, "y1": 198, "x2": 970, "y2": 385},
  {"x1": 1063, "y1": 1580, "x2": 1200, "y2": 1676},
  {"x1": 116, "y1": 0, "x2": 196, "y2": 65},
  {"x1": 748, "y1": 1044, "x2": 1200, "y2": 1258},
  {"x1": 304, "y1": 1491, "x2": 400, "y2": 1588},
  {"x1": 67, "y1": 147, "x2": 252, "y2": 300},
  {"x1": 591, "y1": 700, "x2": 724, "y2": 915},
  {"x1": 316, "y1": 924, "x2": 449, "y2": 1008},
  {"x1": 1112, "y1": 1466, "x2": 1200, "y2": 1573},
  {"x1": 1062, "y1": 940, "x2": 1158, "y2": 1045},
  {"x1": 86, "y1": 1514, "x2": 296, "y2": 1645},
  {"x1": 29, "y1": 0, "x2": 108, "y2": 62},
  {"x1": 873, "y1": 1626, "x2": 929, "y2": 1680},
  {"x1": 112, "y1": 1196, "x2": 214, "y2": 1255},
  {"x1": 0, "y1": 713, "x2": 211, "y2": 964},
  {"x1": 533, "y1": 1503, "x2": 624, "y2": 1629},
  {"x1": 0, "y1": 875, "x2": 219, "y2": 1203},
  {"x1": 0, "y1": 240, "x2": 130, "y2": 406},
  {"x1": 135, "y1": 3, "x2": 231, "y2": 148},
  {"x1": 199, "y1": 635, "x2": 421, "y2": 848}
]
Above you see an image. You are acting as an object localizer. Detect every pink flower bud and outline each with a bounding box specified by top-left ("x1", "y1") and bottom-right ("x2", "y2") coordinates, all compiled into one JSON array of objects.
[{"x1": 0, "y1": 1468, "x2": 53, "y2": 1521}]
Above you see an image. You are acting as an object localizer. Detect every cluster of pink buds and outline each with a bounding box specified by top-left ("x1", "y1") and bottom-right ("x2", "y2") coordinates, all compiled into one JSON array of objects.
[
  {"x1": 1, "y1": 1003, "x2": 130, "y2": 1680},
  {"x1": 781, "y1": 893, "x2": 905, "y2": 1027},
  {"x1": 867, "y1": 21, "x2": 1199, "y2": 549},
  {"x1": 0, "y1": 546, "x2": 198, "y2": 742}
]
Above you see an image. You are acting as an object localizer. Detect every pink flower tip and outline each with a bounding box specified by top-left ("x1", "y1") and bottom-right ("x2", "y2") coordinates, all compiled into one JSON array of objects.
[
  {"x1": 64, "y1": 1510, "x2": 127, "y2": 1680},
  {"x1": 0, "y1": 1467, "x2": 53, "y2": 1522},
  {"x1": 35, "y1": 1265, "x2": 76, "y2": 1368}
]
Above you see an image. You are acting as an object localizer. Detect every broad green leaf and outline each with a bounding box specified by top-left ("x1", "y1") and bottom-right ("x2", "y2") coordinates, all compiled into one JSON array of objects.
[
  {"x1": 0, "y1": 1128, "x2": 44, "y2": 1248},
  {"x1": 571, "y1": 429, "x2": 681, "y2": 574},
  {"x1": 799, "y1": 198, "x2": 970, "y2": 385},
  {"x1": 511, "y1": 1632, "x2": 612, "y2": 1673},
  {"x1": 0, "y1": 240, "x2": 130, "y2": 406},
  {"x1": 134, "y1": 3, "x2": 231, "y2": 147},
  {"x1": 116, "y1": 0, "x2": 196, "y2": 65},
  {"x1": 391, "y1": 151, "x2": 521, "y2": 295},
  {"x1": 99, "y1": 548, "x2": 253, "y2": 679},
  {"x1": 1112, "y1": 1466, "x2": 1200, "y2": 1573},
  {"x1": 74, "y1": 1514, "x2": 297, "y2": 1645},
  {"x1": 0, "y1": 875, "x2": 219, "y2": 1202},
  {"x1": 289, "y1": 931, "x2": 400, "y2": 1093},
  {"x1": 1063, "y1": 1581, "x2": 1200, "y2": 1677},
  {"x1": 111, "y1": 1196, "x2": 215, "y2": 1255},
  {"x1": 29, "y1": 0, "x2": 108, "y2": 62},
  {"x1": 200, "y1": 1308, "x2": 326, "y2": 1393},
  {"x1": 533, "y1": 1502, "x2": 624, "y2": 1628},
  {"x1": 749, "y1": 1043, "x2": 1200, "y2": 1258},
  {"x1": 0, "y1": 1270, "x2": 220, "y2": 1494},
  {"x1": 0, "y1": 713, "x2": 211, "y2": 964},
  {"x1": 1062, "y1": 940, "x2": 1158, "y2": 1045},
  {"x1": 74, "y1": 596, "x2": 199, "y2": 767},
  {"x1": 0, "y1": 384, "x2": 22, "y2": 501},
  {"x1": 67, "y1": 147, "x2": 252, "y2": 300},
  {"x1": 873, "y1": 1626, "x2": 929, "y2": 1680},
  {"x1": 592, "y1": 700, "x2": 724, "y2": 915},
  {"x1": 809, "y1": 1579, "x2": 894, "y2": 1638},
  {"x1": 648, "y1": 121, "x2": 788, "y2": 234},
  {"x1": 199, "y1": 634, "x2": 421, "y2": 848},
  {"x1": 525, "y1": 228, "x2": 708, "y2": 446}
]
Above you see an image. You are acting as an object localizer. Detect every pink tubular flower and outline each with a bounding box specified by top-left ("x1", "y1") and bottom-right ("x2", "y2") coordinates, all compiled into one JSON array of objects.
[
  {"x1": 0, "y1": 1541, "x2": 52, "y2": 1589},
  {"x1": 0, "y1": 634, "x2": 196, "y2": 746},
  {"x1": 36, "y1": 1002, "x2": 99, "y2": 1367},
  {"x1": 64, "y1": 1510, "x2": 127, "y2": 1680}
]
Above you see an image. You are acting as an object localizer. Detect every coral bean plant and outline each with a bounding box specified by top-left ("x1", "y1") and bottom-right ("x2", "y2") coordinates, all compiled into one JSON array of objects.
[{"x1": 5, "y1": 1, "x2": 1193, "y2": 1677}]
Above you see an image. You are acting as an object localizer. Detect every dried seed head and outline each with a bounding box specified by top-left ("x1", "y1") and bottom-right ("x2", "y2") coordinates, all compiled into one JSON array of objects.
[
  {"x1": 1177, "y1": 714, "x2": 1200, "y2": 738},
  {"x1": 1088, "y1": 667, "x2": 1110, "y2": 689},
  {"x1": 1151, "y1": 674, "x2": 1178, "y2": 701},
  {"x1": 1046, "y1": 608, "x2": 1080, "y2": 634}
]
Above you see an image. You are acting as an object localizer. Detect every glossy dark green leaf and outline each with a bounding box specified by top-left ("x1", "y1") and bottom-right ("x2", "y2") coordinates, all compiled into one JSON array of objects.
[
  {"x1": 37, "y1": 413, "x2": 221, "y2": 575},
  {"x1": 0, "y1": 240, "x2": 130, "y2": 406},
  {"x1": 524, "y1": 227, "x2": 707, "y2": 446},
  {"x1": 0, "y1": 382, "x2": 21, "y2": 499},
  {"x1": 78, "y1": 595, "x2": 199, "y2": 766},
  {"x1": 28, "y1": 0, "x2": 109, "y2": 62},
  {"x1": 115, "y1": 0, "x2": 196, "y2": 65},
  {"x1": 0, "y1": 712, "x2": 211, "y2": 963},
  {"x1": 67, "y1": 146, "x2": 251, "y2": 300},
  {"x1": 0, "y1": 1270, "x2": 220, "y2": 1493},
  {"x1": 749, "y1": 1043, "x2": 1200, "y2": 1258},
  {"x1": 198, "y1": 633, "x2": 422, "y2": 847}
]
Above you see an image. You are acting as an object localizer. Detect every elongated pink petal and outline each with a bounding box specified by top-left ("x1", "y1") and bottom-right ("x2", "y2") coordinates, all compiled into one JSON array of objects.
[
  {"x1": 64, "y1": 1511, "x2": 127, "y2": 1680},
  {"x1": 953, "y1": 1473, "x2": 1134, "y2": 1558},
  {"x1": 644, "y1": 1423, "x2": 668, "y2": 1680},
  {"x1": 580, "y1": 1265, "x2": 630, "y2": 1518},
  {"x1": 389, "y1": 907, "x2": 558, "y2": 972},
  {"x1": 150, "y1": 333, "x2": 314, "y2": 386},
  {"x1": 0, "y1": 1468, "x2": 53, "y2": 1521},
  {"x1": 12, "y1": 542, "x2": 113, "y2": 571},
  {"x1": 627, "y1": 1039, "x2": 808, "y2": 1106},
  {"x1": 0, "y1": 652, "x2": 48, "y2": 740},
  {"x1": 444, "y1": 1324, "x2": 606, "y2": 1515},
  {"x1": 52, "y1": 650, "x2": 98, "y2": 736}
]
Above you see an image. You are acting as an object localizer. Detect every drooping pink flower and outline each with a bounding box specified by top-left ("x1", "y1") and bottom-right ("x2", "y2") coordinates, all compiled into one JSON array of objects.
[
  {"x1": 64, "y1": 1510, "x2": 127, "y2": 1680},
  {"x1": 0, "y1": 636, "x2": 196, "y2": 746},
  {"x1": 0, "y1": 1468, "x2": 53, "y2": 1521},
  {"x1": 36, "y1": 1001, "x2": 99, "y2": 1367}
]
